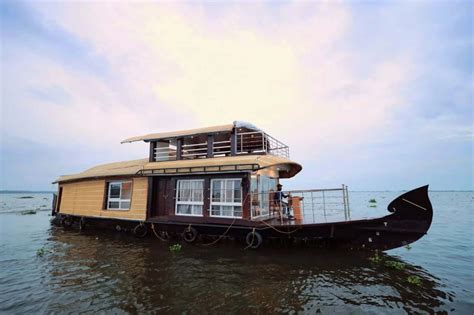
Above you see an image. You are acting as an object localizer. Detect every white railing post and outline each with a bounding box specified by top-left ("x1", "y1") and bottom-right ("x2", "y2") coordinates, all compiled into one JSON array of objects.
[
  {"x1": 322, "y1": 190, "x2": 326, "y2": 222},
  {"x1": 240, "y1": 133, "x2": 243, "y2": 153},
  {"x1": 342, "y1": 184, "x2": 347, "y2": 221},
  {"x1": 345, "y1": 185, "x2": 351, "y2": 220},
  {"x1": 249, "y1": 187, "x2": 351, "y2": 224}
]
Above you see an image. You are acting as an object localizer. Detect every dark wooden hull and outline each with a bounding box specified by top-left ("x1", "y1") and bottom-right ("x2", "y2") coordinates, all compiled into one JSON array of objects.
[{"x1": 53, "y1": 186, "x2": 433, "y2": 251}]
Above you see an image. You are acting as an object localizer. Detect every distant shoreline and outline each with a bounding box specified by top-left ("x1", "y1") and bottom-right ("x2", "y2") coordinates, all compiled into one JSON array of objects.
[
  {"x1": 0, "y1": 190, "x2": 55, "y2": 194},
  {"x1": 0, "y1": 190, "x2": 472, "y2": 194}
]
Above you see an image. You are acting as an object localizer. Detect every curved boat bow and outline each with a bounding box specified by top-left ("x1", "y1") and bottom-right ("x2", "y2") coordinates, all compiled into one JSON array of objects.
[{"x1": 349, "y1": 185, "x2": 433, "y2": 250}]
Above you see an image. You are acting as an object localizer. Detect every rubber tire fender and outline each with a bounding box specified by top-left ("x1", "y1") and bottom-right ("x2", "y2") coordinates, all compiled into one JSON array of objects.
[
  {"x1": 133, "y1": 224, "x2": 148, "y2": 238},
  {"x1": 182, "y1": 227, "x2": 198, "y2": 243},
  {"x1": 79, "y1": 217, "x2": 86, "y2": 231},
  {"x1": 61, "y1": 216, "x2": 74, "y2": 229},
  {"x1": 245, "y1": 231, "x2": 263, "y2": 249}
]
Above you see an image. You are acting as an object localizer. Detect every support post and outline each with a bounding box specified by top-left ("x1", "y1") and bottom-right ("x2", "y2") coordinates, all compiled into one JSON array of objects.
[
  {"x1": 176, "y1": 139, "x2": 182, "y2": 160},
  {"x1": 346, "y1": 185, "x2": 351, "y2": 220},
  {"x1": 230, "y1": 131, "x2": 237, "y2": 156},
  {"x1": 207, "y1": 134, "x2": 214, "y2": 158},
  {"x1": 146, "y1": 177, "x2": 153, "y2": 219},
  {"x1": 342, "y1": 184, "x2": 347, "y2": 221},
  {"x1": 322, "y1": 190, "x2": 326, "y2": 222},
  {"x1": 149, "y1": 142, "x2": 156, "y2": 162}
]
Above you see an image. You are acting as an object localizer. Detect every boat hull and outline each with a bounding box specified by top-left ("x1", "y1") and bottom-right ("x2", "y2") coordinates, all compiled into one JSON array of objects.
[{"x1": 52, "y1": 186, "x2": 433, "y2": 251}]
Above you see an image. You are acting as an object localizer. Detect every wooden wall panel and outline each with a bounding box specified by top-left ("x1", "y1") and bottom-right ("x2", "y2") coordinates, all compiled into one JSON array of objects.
[{"x1": 59, "y1": 177, "x2": 148, "y2": 221}]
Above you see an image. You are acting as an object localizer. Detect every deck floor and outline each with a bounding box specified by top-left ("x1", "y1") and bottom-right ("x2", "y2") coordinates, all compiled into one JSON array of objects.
[
  {"x1": 264, "y1": 213, "x2": 353, "y2": 226},
  {"x1": 147, "y1": 213, "x2": 368, "y2": 227}
]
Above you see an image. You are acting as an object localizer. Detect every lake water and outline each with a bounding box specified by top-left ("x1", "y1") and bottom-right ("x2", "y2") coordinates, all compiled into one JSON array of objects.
[{"x1": 0, "y1": 191, "x2": 473, "y2": 314}]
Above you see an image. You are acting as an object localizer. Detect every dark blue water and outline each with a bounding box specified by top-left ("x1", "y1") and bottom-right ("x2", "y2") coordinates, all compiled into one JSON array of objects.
[{"x1": 0, "y1": 191, "x2": 473, "y2": 313}]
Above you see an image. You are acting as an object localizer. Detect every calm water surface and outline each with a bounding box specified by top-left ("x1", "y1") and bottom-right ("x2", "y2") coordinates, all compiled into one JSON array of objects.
[{"x1": 0, "y1": 191, "x2": 473, "y2": 314}]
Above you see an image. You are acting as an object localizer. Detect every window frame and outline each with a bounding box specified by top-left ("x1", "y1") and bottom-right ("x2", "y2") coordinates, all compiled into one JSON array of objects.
[
  {"x1": 106, "y1": 180, "x2": 133, "y2": 211},
  {"x1": 175, "y1": 179, "x2": 205, "y2": 217},
  {"x1": 250, "y1": 174, "x2": 278, "y2": 219},
  {"x1": 210, "y1": 178, "x2": 243, "y2": 218}
]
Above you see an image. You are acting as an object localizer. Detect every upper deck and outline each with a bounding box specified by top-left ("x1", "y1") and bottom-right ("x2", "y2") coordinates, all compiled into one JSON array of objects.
[
  {"x1": 121, "y1": 121, "x2": 289, "y2": 162},
  {"x1": 54, "y1": 121, "x2": 300, "y2": 184}
]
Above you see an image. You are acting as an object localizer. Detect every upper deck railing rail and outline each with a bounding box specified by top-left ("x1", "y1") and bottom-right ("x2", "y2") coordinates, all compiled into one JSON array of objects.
[
  {"x1": 250, "y1": 185, "x2": 350, "y2": 223},
  {"x1": 153, "y1": 131, "x2": 289, "y2": 161},
  {"x1": 154, "y1": 146, "x2": 177, "y2": 161},
  {"x1": 213, "y1": 140, "x2": 231, "y2": 156},
  {"x1": 182, "y1": 142, "x2": 208, "y2": 159},
  {"x1": 236, "y1": 131, "x2": 289, "y2": 158}
]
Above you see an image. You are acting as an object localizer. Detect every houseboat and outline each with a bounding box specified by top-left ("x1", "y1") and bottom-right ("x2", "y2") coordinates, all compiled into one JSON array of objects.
[{"x1": 52, "y1": 121, "x2": 433, "y2": 250}]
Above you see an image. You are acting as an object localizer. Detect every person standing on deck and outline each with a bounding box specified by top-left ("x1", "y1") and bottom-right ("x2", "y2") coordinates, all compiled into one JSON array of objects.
[{"x1": 275, "y1": 184, "x2": 294, "y2": 220}]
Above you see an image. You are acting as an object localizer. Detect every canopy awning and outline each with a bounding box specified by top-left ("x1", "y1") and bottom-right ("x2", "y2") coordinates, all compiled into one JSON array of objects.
[
  {"x1": 54, "y1": 155, "x2": 302, "y2": 183},
  {"x1": 120, "y1": 121, "x2": 262, "y2": 143},
  {"x1": 140, "y1": 155, "x2": 301, "y2": 178},
  {"x1": 121, "y1": 124, "x2": 234, "y2": 143}
]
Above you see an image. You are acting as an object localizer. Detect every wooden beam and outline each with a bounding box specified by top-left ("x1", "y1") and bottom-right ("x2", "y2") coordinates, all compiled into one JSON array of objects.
[
  {"x1": 149, "y1": 142, "x2": 156, "y2": 162},
  {"x1": 176, "y1": 139, "x2": 182, "y2": 160},
  {"x1": 146, "y1": 177, "x2": 153, "y2": 220},
  {"x1": 230, "y1": 131, "x2": 237, "y2": 156},
  {"x1": 207, "y1": 134, "x2": 214, "y2": 158},
  {"x1": 203, "y1": 178, "x2": 210, "y2": 218}
]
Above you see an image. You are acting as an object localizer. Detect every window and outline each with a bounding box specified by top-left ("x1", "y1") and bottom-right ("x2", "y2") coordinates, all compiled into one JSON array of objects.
[
  {"x1": 107, "y1": 181, "x2": 132, "y2": 210},
  {"x1": 210, "y1": 178, "x2": 242, "y2": 218},
  {"x1": 251, "y1": 175, "x2": 278, "y2": 218},
  {"x1": 175, "y1": 180, "x2": 204, "y2": 216}
]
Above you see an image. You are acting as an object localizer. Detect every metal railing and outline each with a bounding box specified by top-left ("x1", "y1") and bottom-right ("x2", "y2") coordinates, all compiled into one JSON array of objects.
[
  {"x1": 182, "y1": 142, "x2": 208, "y2": 159},
  {"x1": 250, "y1": 185, "x2": 350, "y2": 223},
  {"x1": 236, "y1": 131, "x2": 289, "y2": 158},
  {"x1": 213, "y1": 140, "x2": 231, "y2": 156},
  {"x1": 154, "y1": 146, "x2": 177, "y2": 161},
  {"x1": 153, "y1": 131, "x2": 289, "y2": 161}
]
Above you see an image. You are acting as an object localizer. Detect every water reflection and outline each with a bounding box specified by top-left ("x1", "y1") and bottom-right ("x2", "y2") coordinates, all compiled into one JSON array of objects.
[{"x1": 39, "y1": 227, "x2": 454, "y2": 313}]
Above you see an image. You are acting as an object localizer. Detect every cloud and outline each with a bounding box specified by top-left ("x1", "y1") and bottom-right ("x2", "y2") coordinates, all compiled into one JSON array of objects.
[
  {"x1": 24, "y1": 2, "x2": 413, "y2": 151},
  {"x1": 1, "y1": 1, "x2": 472, "y2": 190}
]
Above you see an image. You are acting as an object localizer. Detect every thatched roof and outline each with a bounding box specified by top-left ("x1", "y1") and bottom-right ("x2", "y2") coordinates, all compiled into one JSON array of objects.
[{"x1": 54, "y1": 155, "x2": 302, "y2": 183}]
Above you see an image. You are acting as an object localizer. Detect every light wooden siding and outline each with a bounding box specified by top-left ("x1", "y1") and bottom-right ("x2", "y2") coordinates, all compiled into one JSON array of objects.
[
  {"x1": 100, "y1": 177, "x2": 148, "y2": 220},
  {"x1": 59, "y1": 177, "x2": 148, "y2": 221}
]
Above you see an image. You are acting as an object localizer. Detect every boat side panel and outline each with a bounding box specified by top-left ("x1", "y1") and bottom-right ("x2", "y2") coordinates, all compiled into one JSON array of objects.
[
  {"x1": 149, "y1": 173, "x2": 251, "y2": 220},
  {"x1": 58, "y1": 177, "x2": 148, "y2": 221}
]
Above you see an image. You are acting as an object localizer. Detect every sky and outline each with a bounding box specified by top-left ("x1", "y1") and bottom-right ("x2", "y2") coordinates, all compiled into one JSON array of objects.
[{"x1": 0, "y1": 0, "x2": 472, "y2": 191}]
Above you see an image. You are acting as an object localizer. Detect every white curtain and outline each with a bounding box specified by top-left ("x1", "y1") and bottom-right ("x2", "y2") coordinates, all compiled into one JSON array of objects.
[
  {"x1": 176, "y1": 180, "x2": 204, "y2": 215},
  {"x1": 178, "y1": 180, "x2": 203, "y2": 202}
]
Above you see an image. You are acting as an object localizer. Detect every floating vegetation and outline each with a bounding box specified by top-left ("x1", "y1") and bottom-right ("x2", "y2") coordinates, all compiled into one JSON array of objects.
[
  {"x1": 169, "y1": 244, "x2": 182, "y2": 252},
  {"x1": 369, "y1": 199, "x2": 377, "y2": 203},
  {"x1": 369, "y1": 253, "x2": 405, "y2": 270},
  {"x1": 36, "y1": 248, "x2": 46, "y2": 256},
  {"x1": 405, "y1": 244, "x2": 412, "y2": 251},
  {"x1": 407, "y1": 275, "x2": 422, "y2": 286},
  {"x1": 21, "y1": 210, "x2": 37, "y2": 215},
  {"x1": 384, "y1": 260, "x2": 406, "y2": 270},
  {"x1": 368, "y1": 252, "x2": 383, "y2": 264},
  {"x1": 18, "y1": 196, "x2": 34, "y2": 199}
]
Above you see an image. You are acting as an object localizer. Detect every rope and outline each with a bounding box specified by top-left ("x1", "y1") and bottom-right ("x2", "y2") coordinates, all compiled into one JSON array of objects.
[
  {"x1": 244, "y1": 227, "x2": 256, "y2": 250},
  {"x1": 186, "y1": 224, "x2": 192, "y2": 232},
  {"x1": 151, "y1": 223, "x2": 169, "y2": 242},
  {"x1": 259, "y1": 220, "x2": 301, "y2": 235},
  {"x1": 201, "y1": 218, "x2": 237, "y2": 246}
]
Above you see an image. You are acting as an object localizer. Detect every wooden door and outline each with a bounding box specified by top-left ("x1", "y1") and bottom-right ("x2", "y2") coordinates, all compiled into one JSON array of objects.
[{"x1": 152, "y1": 177, "x2": 175, "y2": 217}]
